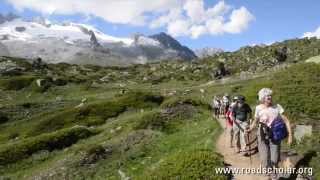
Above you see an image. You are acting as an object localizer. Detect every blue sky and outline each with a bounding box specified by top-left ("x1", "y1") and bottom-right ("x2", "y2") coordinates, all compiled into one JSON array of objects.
[{"x1": 1, "y1": 0, "x2": 320, "y2": 51}]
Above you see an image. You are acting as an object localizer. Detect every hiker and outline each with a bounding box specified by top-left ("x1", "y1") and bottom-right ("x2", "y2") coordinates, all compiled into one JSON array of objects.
[
  {"x1": 247, "y1": 88, "x2": 292, "y2": 170},
  {"x1": 222, "y1": 94, "x2": 230, "y2": 115},
  {"x1": 212, "y1": 96, "x2": 221, "y2": 118},
  {"x1": 231, "y1": 95, "x2": 252, "y2": 155},
  {"x1": 225, "y1": 96, "x2": 239, "y2": 148}
]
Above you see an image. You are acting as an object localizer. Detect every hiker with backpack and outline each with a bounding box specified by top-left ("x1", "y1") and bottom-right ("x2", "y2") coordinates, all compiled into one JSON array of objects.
[
  {"x1": 247, "y1": 88, "x2": 292, "y2": 171},
  {"x1": 222, "y1": 94, "x2": 230, "y2": 115},
  {"x1": 225, "y1": 96, "x2": 239, "y2": 148},
  {"x1": 231, "y1": 95, "x2": 252, "y2": 155},
  {"x1": 212, "y1": 96, "x2": 221, "y2": 118}
]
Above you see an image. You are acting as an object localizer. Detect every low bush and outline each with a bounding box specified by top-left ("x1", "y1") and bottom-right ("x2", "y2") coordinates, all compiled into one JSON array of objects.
[
  {"x1": 0, "y1": 111, "x2": 9, "y2": 124},
  {"x1": 161, "y1": 96, "x2": 209, "y2": 110},
  {"x1": 143, "y1": 150, "x2": 226, "y2": 179},
  {"x1": 0, "y1": 126, "x2": 97, "y2": 165},
  {"x1": 28, "y1": 92, "x2": 164, "y2": 136},
  {"x1": 134, "y1": 103, "x2": 198, "y2": 133},
  {"x1": 133, "y1": 110, "x2": 172, "y2": 132},
  {"x1": 293, "y1": 133, "x2": 320, "y2": 179},
  {"x1": 0, "y1": 75, "x2": 36, "y2": 90}
]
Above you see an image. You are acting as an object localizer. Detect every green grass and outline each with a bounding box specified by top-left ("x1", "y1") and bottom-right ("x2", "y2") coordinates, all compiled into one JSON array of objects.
[
  {"x1": 1, "y1": 56, "x2": 319, "y2": 179},
  {"x1": 232, "y1": 63, "x2": 320, "y2": 123},
  {"x1": 0, "y1": 98, "x2": 222, "y2": 179},
  {"x1": 143, "y1": 150, "x2": 226, "y2": 179},
  {"x1": 0, "y1": 75, "x2": 36, "y2": 90},
  {"x1": 293, "y1": 133, "x2": 320, "y2": 179},
  {"x1": 0, "y1": 126, "x2": 98, "y2": 166}
]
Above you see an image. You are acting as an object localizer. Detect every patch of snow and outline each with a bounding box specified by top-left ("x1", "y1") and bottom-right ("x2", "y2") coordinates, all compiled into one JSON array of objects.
[
  {"x1": 135, "y1": 36, "x2": 160, "y2": 46},
  {"x1": 0, "y1": 18, "x2": 133, "y2": 45}
]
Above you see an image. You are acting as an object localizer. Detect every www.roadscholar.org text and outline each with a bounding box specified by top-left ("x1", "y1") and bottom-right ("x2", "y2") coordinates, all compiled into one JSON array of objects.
[{"x1": 215, "y1": 166, "x2": 313, "y2": 176}]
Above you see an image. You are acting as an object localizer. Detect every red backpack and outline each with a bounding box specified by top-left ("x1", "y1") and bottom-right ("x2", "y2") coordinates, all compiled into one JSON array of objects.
[{"x1": 225, "y1": 110, "x2": 233, "y2": 126}]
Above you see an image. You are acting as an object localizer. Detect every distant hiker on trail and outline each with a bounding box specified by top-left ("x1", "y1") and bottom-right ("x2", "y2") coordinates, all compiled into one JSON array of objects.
[
  {"x1": 231, "y1": 95, "x2": 252, "y2": 155},
  {"x1": 247, "y1": 88, "x2": 292, "y2": 172},
  {"x1": 225, "y1": 96, "x2": 239, "y2": 148},
  {"x1": 212, "y1": 96, "x2": 221, "y2": 118},
  {"x1": 222, "y1": 94, "x2": 230, "y2": 115}
]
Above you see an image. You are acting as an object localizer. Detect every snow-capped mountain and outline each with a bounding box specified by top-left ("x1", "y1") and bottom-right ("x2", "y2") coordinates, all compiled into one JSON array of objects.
[{"x1": 0, "y1": 14, "x2": 197, "y2": 66}]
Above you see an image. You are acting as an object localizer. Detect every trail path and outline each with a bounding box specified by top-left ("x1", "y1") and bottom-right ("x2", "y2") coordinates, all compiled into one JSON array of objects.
[
  {"x1": 215, "y1": 116, "x2": 268, "y2": 180},
  {"x1": 215, "y1": 116, "x2": 303, "y2": 180}
]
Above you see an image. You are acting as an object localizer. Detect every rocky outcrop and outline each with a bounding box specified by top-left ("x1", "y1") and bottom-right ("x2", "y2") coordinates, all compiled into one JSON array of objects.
[
  {"x1": 0, "y1": 59, "x2": 25, "y2": 76},
  {"x1": 149, "y1": 32, "x2": 197, "y2": 60},
  {"x1": 89, "y1": 30, "x2": 101, "y2": 48}
]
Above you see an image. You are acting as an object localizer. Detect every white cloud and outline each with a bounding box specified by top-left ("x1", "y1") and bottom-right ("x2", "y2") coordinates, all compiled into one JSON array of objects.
[
  {"x1": 206, "y1": 17, "x2": 224, "y2": 35},
  {"x1": 303, "y1": 26, "x2": 320, "y2": 38},
  {"x1": 223, "y1": 7, "x2": 255, "y2": 34},
  {"x1": 150, "y1": 8, "x2": 182, "y2": 29},
  {"x1": 6, "y1": 0, "x2": 183, "y2": 25},
  {"x1": 6, "y1": 0, "x2": 255, "y2": 38},
  {"x1": 167, "y1": 19, "x2": 190, "y2": 37},
  {"x1": 207, "y1": 1, "x2": 231, "y2": 18},
  {"x1": 183, "y1": 0, "x2": 206, "y2": 23},
  {"x1": 190, "y1": 25, "x2": 207, "y2": 39},
  {"x1": 152, "y1": 0, "x2": 255, "y2": 38}
]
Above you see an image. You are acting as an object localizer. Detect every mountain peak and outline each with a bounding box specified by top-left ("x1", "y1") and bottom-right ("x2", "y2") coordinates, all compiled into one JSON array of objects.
[{"x1": 149, "y1": 32, "x2": 197, "y2": 60}]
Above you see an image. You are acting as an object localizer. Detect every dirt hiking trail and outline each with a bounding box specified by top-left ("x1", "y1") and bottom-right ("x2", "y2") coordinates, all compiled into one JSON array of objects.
[
  {"x1": 215, "y1": 116, "x2": 268, "y2": 180},
  {"x1": 215, "y1": 116, "x2": 302, "y2": 180}
]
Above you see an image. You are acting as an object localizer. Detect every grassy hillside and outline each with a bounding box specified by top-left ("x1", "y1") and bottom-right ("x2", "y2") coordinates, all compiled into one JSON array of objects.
[{"x1": 0, "y1": 43, "x2": 320, "y2": 179}]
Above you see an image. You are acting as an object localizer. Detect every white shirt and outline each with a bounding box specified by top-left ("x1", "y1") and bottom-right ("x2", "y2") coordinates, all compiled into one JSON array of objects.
[
  {"x1": 222, "y1": 96, "x2": 229, "y2": 104},
  {"x1": 255, "y1": 104, "x2": 284, "y2": 127}
]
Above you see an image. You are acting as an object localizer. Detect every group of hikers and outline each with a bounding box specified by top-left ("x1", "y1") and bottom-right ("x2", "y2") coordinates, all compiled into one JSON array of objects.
[{"x1": 212, "y1": 88, "x2": 293, "y2": 177}]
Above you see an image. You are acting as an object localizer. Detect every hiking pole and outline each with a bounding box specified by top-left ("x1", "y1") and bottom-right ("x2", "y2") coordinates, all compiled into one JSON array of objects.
[{"x1": 246, "y1": 131, "x2": 252, "y2": 168}]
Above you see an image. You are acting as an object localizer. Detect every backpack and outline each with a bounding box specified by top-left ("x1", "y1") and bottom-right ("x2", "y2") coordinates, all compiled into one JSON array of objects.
[
  {"x1": 225, "y1": 110, "x2": 233, "y2": 126},
  {"x1": 260, "y1": 117, "x2": 288, "y2": 143},
  {"x1": 270, "y1": 117, "x2": 288, "y2": 143}
]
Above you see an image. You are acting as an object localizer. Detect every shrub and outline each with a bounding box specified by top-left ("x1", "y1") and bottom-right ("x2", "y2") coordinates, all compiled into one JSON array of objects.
[
  {"x1": 0, "y1": 76, "x2": 35, "y2": 90},
  {"x1": 0, "y1": 126, "x2": 97, "y2": 165},
  {"x1": 293, "y1": 133, "x2": 320, "y2": 179},
  {"x1": 28, "y1": 92, "x2": 164, "y2": 136},
  {"x1": 161, "y1": 96, "x2": 209, "y2": 110},
  {"x1": 0, "y1": 112, "x2": 9, "y2": 124},
  {"x1": 133, "y1": 110, "x2": 172, "y2": 132},
  {"x1": 143, "y1": 150, "x2": 226, "y2": 179}
]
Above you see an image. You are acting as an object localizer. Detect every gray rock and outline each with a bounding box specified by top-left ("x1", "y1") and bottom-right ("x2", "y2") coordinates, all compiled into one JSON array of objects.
[
  {"x1": 36, "y1": 79, "x2": 46, "y2": 87},
  {"x1": 0, "y1": 60, "x2": 24, "y2": 75},
  {"x1": 294, "y1": 125, "x2": 312, "y2": 142},
  {"x1": 15, "y1": 26, "x2": 26, "y2": 32}
]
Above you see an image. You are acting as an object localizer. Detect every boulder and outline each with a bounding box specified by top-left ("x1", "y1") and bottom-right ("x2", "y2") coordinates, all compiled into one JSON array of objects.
[
  {"x1": 34, "y1": 78, "x2": 52, "y2": 92},
  {"x1": 0, "y1": 60, "x2": 25, "y2": 76},
  {"x1": 294, "y1": 125, "x2": 312, "y2": 142},
  {"x1": 36, "y1": 79, "x2": 47, "y2": 87}
]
